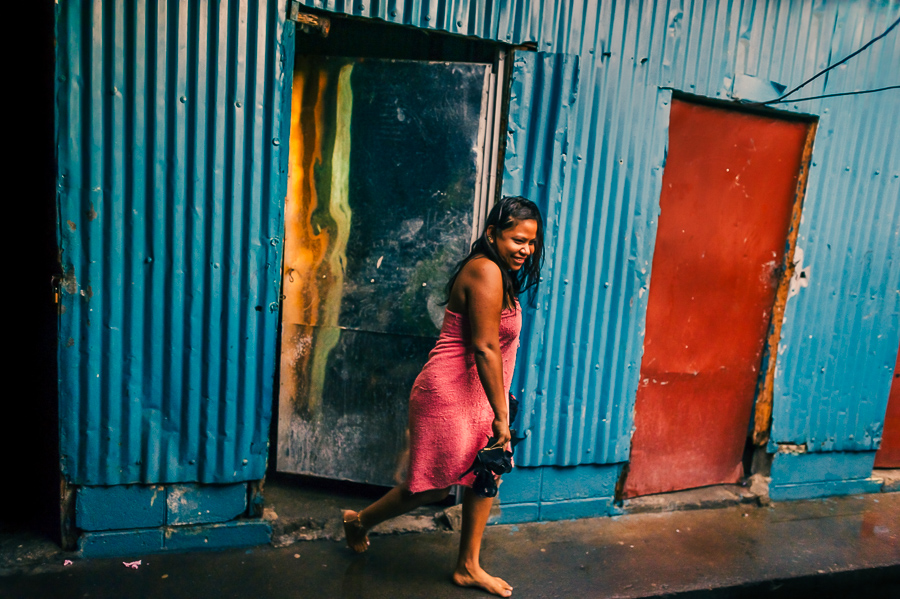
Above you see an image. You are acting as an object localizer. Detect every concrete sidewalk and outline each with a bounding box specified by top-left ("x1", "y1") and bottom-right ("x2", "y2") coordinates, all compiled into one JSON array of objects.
[{"x1": 3, "y1": 489, "x2": 898, "y2": 598}]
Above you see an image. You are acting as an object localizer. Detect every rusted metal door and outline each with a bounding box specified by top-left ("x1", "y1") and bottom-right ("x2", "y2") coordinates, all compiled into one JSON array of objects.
[
  {"x1": 624, "y1": 99, "x2": 812, "y2": 497},
  {"x1": 875, "y1": 346, "x2": 900, "y2": 468},
  {"x1": 276, "y1": 56, "x2": 491, "y2": 485}
]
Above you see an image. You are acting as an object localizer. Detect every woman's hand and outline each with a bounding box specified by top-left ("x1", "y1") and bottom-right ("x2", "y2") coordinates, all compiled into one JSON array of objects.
[{"x1": 490, "y1": 417, "x2": 511, "y2": 449}]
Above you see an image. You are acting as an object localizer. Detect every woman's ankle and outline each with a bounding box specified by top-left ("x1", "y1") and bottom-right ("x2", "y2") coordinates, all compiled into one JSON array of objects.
[
  {"x1": 343, "y1": 509, "x2": 368, "y2": 530},
  {"x1": 455, "y1": 558, "x2": 481, "y2": 574}
]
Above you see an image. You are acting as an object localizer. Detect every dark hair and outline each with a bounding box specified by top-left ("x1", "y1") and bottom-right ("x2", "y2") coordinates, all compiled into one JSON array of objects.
[{"x1": 446, "y1": 196, "x2": 545, "y2": 310}]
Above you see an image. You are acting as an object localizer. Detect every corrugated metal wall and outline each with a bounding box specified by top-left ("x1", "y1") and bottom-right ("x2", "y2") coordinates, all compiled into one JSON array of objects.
[
  {"x1": 502, "y1": 51, "x2": 596, "y2": 466},
  {"x1": 55, "y1": 0, "x2": 294, "y2": 485},
  {"x1": 766, "y1": 4, "x2": 900, "y2": 453},
  {"x1": 57, "y1": 1, "x2": 895, "y2": 481},
  {"x1": 302, "y1": 0, "x2": 900, "y2": 466}
]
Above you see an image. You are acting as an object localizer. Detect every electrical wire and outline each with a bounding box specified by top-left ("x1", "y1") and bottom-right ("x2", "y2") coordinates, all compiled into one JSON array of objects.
[
  {"x1": 763, "y1": 85, "x2": 900, "y2": 104},
  {"x1": 752, "y1": 15, "x2": 900, "y2": 106}
]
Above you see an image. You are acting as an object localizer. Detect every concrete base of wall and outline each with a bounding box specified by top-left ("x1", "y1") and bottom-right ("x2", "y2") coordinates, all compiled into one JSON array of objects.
[
  {"x1": 874, "y1": 469, "x2": 900, "y2": 492},
  {"x1": 493, "y1": 464, "x2": 622, "y2": 523},
  {"x1": 621, "y1": 484, "x2": 758, "y2": 514},
  {"x1": 768, "y1": 450, "x2": 880, "y2": 501}
]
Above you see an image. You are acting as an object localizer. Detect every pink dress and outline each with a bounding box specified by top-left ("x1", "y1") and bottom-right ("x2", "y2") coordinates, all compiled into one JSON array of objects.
[{"x1": 406, "y1": 304, "x2": 522, "y2": 493}]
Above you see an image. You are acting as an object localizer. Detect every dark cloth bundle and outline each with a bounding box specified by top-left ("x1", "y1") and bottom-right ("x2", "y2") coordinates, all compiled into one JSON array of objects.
[{"x1": 460, "y1": 394, "x2": 526, "y2": 497}]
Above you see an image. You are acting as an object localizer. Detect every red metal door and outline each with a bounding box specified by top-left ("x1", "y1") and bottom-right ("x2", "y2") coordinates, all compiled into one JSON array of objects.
[
  {"x1": 624, "y1": 100, "x2": 811, "y2": 497},
  {"x1": 874, "y1": 346, "x2": 900, "y2": 468}
]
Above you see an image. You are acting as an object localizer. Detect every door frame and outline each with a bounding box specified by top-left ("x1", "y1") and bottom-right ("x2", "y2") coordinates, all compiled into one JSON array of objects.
[{"x1": 269, "y1": 11, "x2": 514, "y2": 487}]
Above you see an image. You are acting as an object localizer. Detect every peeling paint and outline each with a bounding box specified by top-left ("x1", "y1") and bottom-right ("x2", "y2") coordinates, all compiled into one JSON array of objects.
[
  {"x1": 60, "y1": 266, "x2": 77, "y2": 295},
  {"x1": 787, "y1": 246, "x2": 811, "y2": 299},
  {"x1": 149, "y1": 486, "x2": 162, "y2": 507},
  {"x1": 760, "y1": 259, "x2": 778, "y2": 284},
  {"x1": 166, "y1": 485, "x2": 185, "y2": 510},
  {"x1": 777, "y1": 443, "x2": 807, "y2": 455}
]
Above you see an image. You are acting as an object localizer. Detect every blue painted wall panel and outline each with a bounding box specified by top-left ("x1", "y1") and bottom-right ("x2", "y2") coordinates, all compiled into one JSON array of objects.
[
  {"x1": 56, "y1": 0, "x2": 294, "y2": 485},
  {"x1": 496, "y1": 464, "x2": 620, "y2": 522},
  {"x1": 79, "y1": 529, "x2": 164, "y2": 558},
  {"x1": 166, "y1": 483, "x2": 248, "y2": 526},
  {"x1": 77, "y1": 485, "x2": 166, "y2": 531},
  {"x1": 304, "y1": 0, "x2": 900, "y2": 464},
  {"x1": 163, "y1": 521, "x2": 272, "y2": 552},
  {"x1": 770, "y1": 451, "x2": 877, "y2": 486}
]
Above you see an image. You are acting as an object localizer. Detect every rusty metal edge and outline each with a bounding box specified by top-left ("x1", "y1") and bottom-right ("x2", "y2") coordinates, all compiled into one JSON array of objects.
[
  {"x1": 753, "y1": 120, "x2": 820, "y2": 447},
  {"x1": 60, "y1": 476, "x2": 77, "y2": 551}
]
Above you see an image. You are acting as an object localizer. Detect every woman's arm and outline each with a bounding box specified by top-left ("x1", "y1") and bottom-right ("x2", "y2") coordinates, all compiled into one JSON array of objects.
[{"x1": 460, "y1": 258, "x2": 511, "y2": 449}]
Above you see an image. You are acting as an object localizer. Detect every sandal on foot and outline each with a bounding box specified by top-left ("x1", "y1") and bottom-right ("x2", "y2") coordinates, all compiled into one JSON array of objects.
[{"x1": 342, "y1": 510, "x2": 370, "y2": 553}]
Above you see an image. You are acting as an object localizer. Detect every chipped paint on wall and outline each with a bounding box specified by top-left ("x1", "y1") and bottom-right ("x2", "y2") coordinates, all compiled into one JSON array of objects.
[{"x1": 787, "y1": 247, "x2": 811, "y2": 300}]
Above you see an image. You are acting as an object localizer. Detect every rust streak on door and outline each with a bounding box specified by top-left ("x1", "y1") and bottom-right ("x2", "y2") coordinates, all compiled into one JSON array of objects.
[{"x1": 624, "y1": 99, "x2": 812, "y2": 498}]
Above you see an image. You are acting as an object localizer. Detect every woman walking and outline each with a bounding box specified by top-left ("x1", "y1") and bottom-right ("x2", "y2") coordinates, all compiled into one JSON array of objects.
[{"x1": 342, "y1": 196, "x2": 544, "y2": 597}]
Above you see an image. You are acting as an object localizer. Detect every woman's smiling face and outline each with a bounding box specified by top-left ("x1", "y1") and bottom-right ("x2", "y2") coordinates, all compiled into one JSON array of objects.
[{"x1": 488, "y1": 218, "x2": 539, "y2": 271}]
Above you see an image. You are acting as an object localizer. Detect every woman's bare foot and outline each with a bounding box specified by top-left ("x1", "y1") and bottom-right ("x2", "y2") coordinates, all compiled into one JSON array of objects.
[
  {"x1": 452, "y1": 565, "x2": 513, "y2": 597},
  {"x1": 342, "y1": 510, "x2": 370, "y2": 553}
]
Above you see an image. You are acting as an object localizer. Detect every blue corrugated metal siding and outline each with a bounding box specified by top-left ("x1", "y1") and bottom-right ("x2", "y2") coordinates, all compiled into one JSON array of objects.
[
  {"x1": 297, "y1": 0, "x2": 558, "y2": 43},
  {"x1": 769, "y1": 4, "x2": 900, "y2": 453},
  {"x1": 56, "y1": 0, "x2": 293, "y2": 485},
  {"x1": 304, "y1": 0, "x2": 900, "y2": 466},
  {"x1": 503, "y1": 51, "x2": 590, "y2": 466}
]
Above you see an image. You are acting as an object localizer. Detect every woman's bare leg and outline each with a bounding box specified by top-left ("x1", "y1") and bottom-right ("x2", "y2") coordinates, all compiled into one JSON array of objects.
[
  {"x1": 343, "y1": 485, "x2": 449, "y2": 553},
  {"x1": 452, "y1": 488, "x2": 512, "y2": 597}
]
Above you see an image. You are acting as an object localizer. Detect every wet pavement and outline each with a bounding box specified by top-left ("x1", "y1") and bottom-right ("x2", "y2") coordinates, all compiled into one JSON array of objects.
[{"x1": 2, "y1": 491, "x2": 898, "y2": 598}]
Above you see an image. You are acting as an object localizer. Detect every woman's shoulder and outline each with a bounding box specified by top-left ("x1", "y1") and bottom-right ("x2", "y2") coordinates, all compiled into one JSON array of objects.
[
  {"x1": 446, "y1": 256, "x2": 503, "y2": 313},
  {"x1": 460, "y1": 255, "x2": 502, "y2": 281}
]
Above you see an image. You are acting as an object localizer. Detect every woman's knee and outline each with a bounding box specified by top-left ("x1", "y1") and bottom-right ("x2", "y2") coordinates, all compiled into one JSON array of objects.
[{"x1": 432, "y1": 487, "x2": 451, "y2": 502}]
